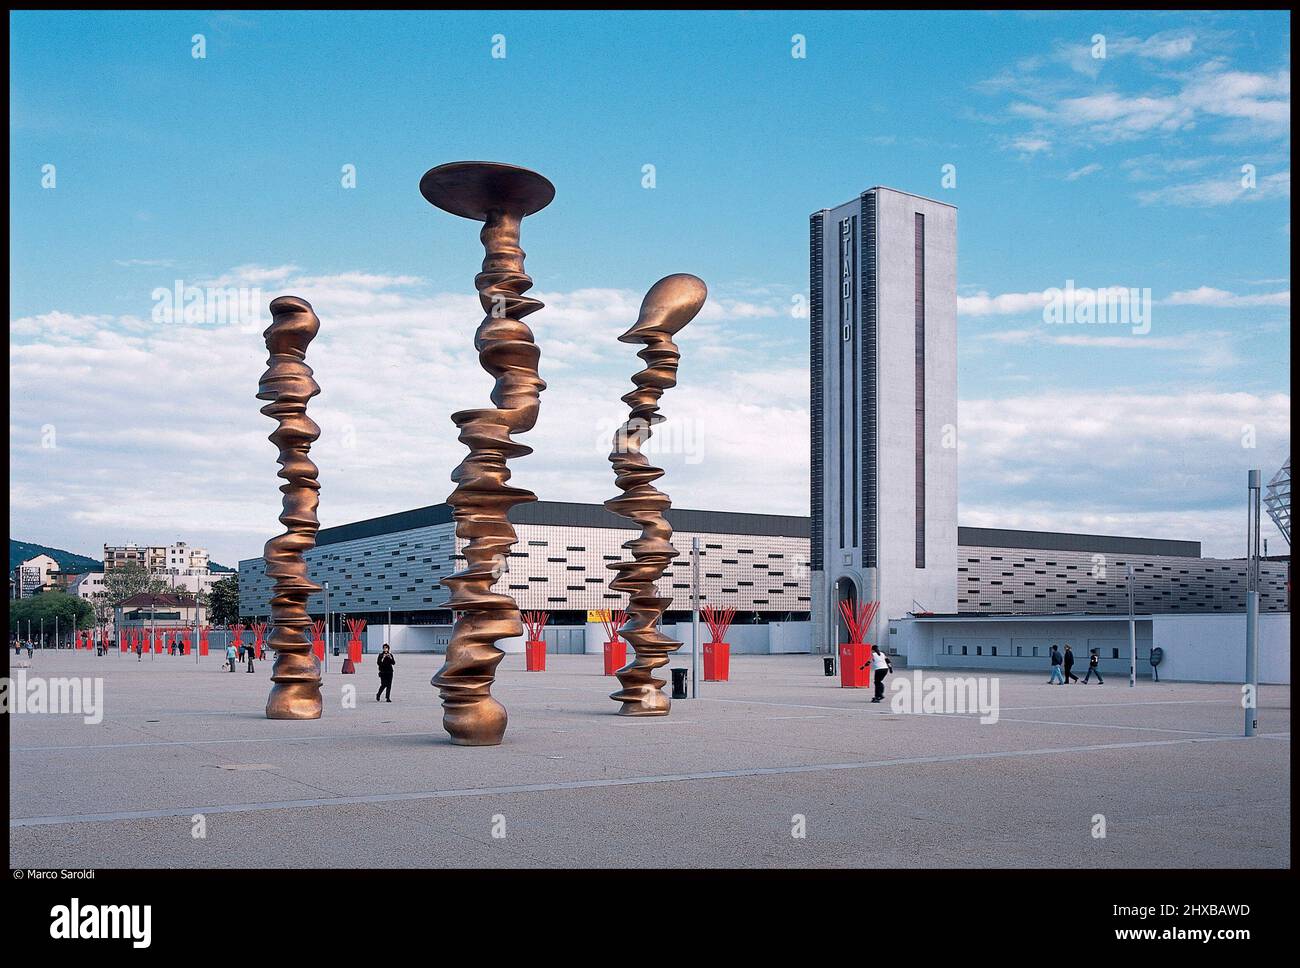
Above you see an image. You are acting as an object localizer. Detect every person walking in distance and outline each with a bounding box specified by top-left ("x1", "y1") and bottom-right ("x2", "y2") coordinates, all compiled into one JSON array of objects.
[
  {"x1": 135, "y1": 639, "x2": 143, "y2": 663},
  {"x1": 1047, "y1": 644, "x2": 1065, "y2": 685},
  {"x1": 376, "y1": 643, "x2": 396, "y2": 702},
  {"x1": 1082, "y1": 648, "x2": 1104, "y2": 684},
  {"x1": 225, "y1": 641, "x2": 238, "y2": 673},
  {"x1": 245, "y1": 640, "x2": 256, "y2": 673},
  {"x1": 1063, "y1": 644, "x2": 1080, "y2": 684}
]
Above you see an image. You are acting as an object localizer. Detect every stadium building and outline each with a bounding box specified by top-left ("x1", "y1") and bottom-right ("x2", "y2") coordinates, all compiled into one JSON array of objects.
[{"x1": 238, "y1": 182, "x2": 1289, "y2": 681}]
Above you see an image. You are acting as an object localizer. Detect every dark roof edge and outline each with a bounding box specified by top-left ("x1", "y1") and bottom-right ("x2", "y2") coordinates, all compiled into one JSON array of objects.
[
  {"x1": 957, "y1": 526, "x2": 1200, "y2": 559},
  {"x1": 299, "y1": 499, "x2": 809, "y2": 552}
]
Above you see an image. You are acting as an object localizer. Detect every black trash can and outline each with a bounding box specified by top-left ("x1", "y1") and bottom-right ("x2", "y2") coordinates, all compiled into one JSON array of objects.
[
  {"x1": 671, "y1": 667, "x2": 689, "y2": 699},
  {"x1": 823, "y1": 655, "x2": 836, "y2": 677}
]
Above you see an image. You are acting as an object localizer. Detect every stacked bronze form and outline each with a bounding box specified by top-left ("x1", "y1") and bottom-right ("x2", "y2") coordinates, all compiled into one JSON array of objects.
[
  {"x1": 420, "y1": 162, "x2": 554, "y2": 746},
  {"x1": 258, "y1": 296, "x2": 324, "y2": 720},
  {"x1": 605, "y1": 274, "x2": 708, "y2": 715}
]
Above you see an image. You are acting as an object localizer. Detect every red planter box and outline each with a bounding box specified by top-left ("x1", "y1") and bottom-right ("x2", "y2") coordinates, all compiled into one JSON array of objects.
[
  {"x1": 703, "y1": 641, "x2": 730, "y2": 681},
  {"x1": 603, "y1": 640, "x2": 626, "y2": 676},
  {"x1": 838, "y1": 643, "x2": 873, "y2": 688},
  {"x1": 348, "y1": 638, "x2": 362, "y2": 664},
  {"x1": 312, "y1": 640, "x2": 325, "y2": 661},
  {"x1": 525, "y1": 639, "x2": 546, "y2": 672}
]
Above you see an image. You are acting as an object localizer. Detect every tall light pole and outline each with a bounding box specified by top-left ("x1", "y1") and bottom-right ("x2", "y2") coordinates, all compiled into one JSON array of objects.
[
  {"x1": 323, "y1": 581, "x2": 331, "y2": 675},
  {"x1": 1126, "y1": 563, "x2": 1136, "y2": 688},
  {"x1": 1246, "y1": 469, "x2": 1261, "y2": 737},
  {"x1": 690, "y1": 537, "x2": 700, "y2": 699}
]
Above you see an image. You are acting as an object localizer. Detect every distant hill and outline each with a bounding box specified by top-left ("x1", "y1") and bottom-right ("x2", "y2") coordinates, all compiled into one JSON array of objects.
[{"x1": 10, "y1": 540, "x2": 103, "y2": 574}]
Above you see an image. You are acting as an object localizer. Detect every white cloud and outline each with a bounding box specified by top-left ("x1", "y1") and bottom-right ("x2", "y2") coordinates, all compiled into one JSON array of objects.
[
  {"x1": 986, "y1": 47, "x2": 1290, "y2": 152},
  {"x1": 959, "y1": 391, "x2": 1291, "y2": 556},
  {"x1": 1137, "y1": 170, "x2": 1290, "y2": 206},
  {"x1": 1163, "y1": 287, "x2": 1290, "y2": 307},
  {"x1": 1065, "y1": 163, "x2": 1102, "y2": 180},
  {"x1": 1010, "y1": 136, "x2": 1052, "y2": 155},
  {"x1": 958, "y1": 290, "x2": 1049, "y2": 317},
  {"x1": 9, "y1": 266, "x2": 801, "y2": 566}
]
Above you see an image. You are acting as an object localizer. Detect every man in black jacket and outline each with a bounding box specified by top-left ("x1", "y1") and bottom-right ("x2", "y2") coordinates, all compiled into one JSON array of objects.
[
  {"x1": 1063, "y1": 644, "x2": 1080, "y2": 683},
  {"x1": 1082, "y1": 648, "x2": 1104, "y2": 684},
  {"x1": 376, "y1": 643, "x2": 396, "y2": 702}
]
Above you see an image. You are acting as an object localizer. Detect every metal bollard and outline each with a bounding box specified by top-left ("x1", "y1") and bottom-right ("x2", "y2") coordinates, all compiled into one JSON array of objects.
[{"x1": 671, "y1": 667, "x2": 689, "y2": 699}]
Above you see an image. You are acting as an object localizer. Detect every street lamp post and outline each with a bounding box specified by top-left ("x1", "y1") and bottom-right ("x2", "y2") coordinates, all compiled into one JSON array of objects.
[
  {"x1": 1126, "y1": 564, "x2": 1136, "y2": 688},
  {"x1": 691, "y1": 537, "x2": 700, "y2": 699},
  {"x1": 323, "y1": 581, "x2": 330, "y2": 675},
  {"x1": 1246, "y1": 469, "x2": 1262, "y2": 737}
]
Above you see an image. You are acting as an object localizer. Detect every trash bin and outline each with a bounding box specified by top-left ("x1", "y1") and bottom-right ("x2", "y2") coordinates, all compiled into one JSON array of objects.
[
  {"x1": 333, "y1": 646, "x2": 341, "y2": 656},
  {"x1": 823, "y1": 655, "x2": 836, "y2": 677},
  {"x1": 671, "y1": 667, "x2": 688, "y2": 699}
]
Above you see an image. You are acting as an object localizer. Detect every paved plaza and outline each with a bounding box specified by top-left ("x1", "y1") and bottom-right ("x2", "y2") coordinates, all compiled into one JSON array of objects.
[{"x1": 8, "y1": 649, "x2": 1290, "y2": 869}]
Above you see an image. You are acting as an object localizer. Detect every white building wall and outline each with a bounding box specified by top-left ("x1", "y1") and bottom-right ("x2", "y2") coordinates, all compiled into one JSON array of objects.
[
  {"x1": 894, "y1": 612, "x2": 1290, "y2": 684},
  {"x1": 874, "y1": 188, "x2": 958, "y2": 621},
  {"x1": 1152, "y1": 613, "x2": 1290, "y2": 685}
]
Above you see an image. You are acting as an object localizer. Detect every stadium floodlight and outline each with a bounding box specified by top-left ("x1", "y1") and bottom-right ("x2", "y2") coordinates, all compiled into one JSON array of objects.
[{"x1": 1263, "y1": 457, "x2": 1290, "y2": 547}]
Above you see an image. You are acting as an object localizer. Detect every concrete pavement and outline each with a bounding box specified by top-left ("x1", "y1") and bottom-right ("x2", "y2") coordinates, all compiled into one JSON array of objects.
[{"x1": 7, "y1": 649, "x2": 1290, "y2": 868}]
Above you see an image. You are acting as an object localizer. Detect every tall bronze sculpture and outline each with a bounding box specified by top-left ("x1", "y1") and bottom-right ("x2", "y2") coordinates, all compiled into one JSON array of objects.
[
  {"x1": 420, "y1": 161, "x2": 553, "y2": 746},
  {"x1": 605, "y1": 274, "x2": 708, "y2": 715},
  {"x1": 258, "y1": 295, "x2": 324, "y2": 720}
]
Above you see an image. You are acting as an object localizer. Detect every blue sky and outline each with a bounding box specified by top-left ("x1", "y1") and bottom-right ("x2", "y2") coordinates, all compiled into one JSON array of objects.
[{"x1": 9, "y1": 10, "x2": 1291, "y2": 563}]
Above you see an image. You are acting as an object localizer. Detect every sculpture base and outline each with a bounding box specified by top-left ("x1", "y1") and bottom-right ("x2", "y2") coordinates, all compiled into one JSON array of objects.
[
  {"x1": 611, "y1": 686, "x2": 671, "y2": 717},
  {"x1": 266, "y1": 684, "x2": 322, "y2": 720},
  {"x1": 440, "y1": 695, "x2": 507, "y2": 747}
]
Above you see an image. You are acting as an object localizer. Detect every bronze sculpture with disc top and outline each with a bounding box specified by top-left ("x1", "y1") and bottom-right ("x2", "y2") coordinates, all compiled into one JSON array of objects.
[{"x1": 420, "y1": 161, "x2": 553, "y2": 746}]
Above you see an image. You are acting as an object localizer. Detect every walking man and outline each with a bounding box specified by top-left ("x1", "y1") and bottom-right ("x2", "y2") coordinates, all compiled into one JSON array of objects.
[
  {"x1": 1082, "y1": 648, "x2": 1104, "y2": 684},
  {"x1": 1063, "y1": 644, "x2": 1080, "y2": 684},
  {"x1": 1047, "y1": 644, "x2": 1065, "y2": 684},
  {"x1": 376, "y1": 643, "x2": 396, "y2": 702},
  {"x1": 226, "y1": 641, "x2": 238, "y2": 673},
  {"x1": 246, "y1": 642, "x2": 256, "y2": 673}
]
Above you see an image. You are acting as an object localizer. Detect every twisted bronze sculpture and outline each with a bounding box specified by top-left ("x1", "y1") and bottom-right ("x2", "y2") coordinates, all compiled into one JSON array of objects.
[
  {"x1": 420, "y1": 161, "x2": 553, "y2": 746},
  {"x1": 258, "y1": 295, "x2": 324, "y2": 720},
  {"x1": 605, "y1": 274, "x2": 708, "y2": 716}
]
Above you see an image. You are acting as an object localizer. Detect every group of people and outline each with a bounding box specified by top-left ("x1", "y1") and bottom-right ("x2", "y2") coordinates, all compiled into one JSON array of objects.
[
  {"x1": 225, "y1": 641, "x2": 259, "y2": 673},
  {"x1": 1047, "y1": 644, "x2": 1103, "y2": 684}
]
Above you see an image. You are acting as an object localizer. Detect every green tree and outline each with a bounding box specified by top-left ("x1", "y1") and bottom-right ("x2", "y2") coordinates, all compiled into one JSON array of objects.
[
  {"x1": 97, "y1": 561, "x2": 171, "y2": 605},
  {"x1": 9, "y1": 592, "x2": 94, "y2": 639},
  {"x1": 88, "y1": 562, "x2": 175, "y2": 642},
  {"x1": 207, "y1": 574, "x2": 240, "y2": 626}
]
